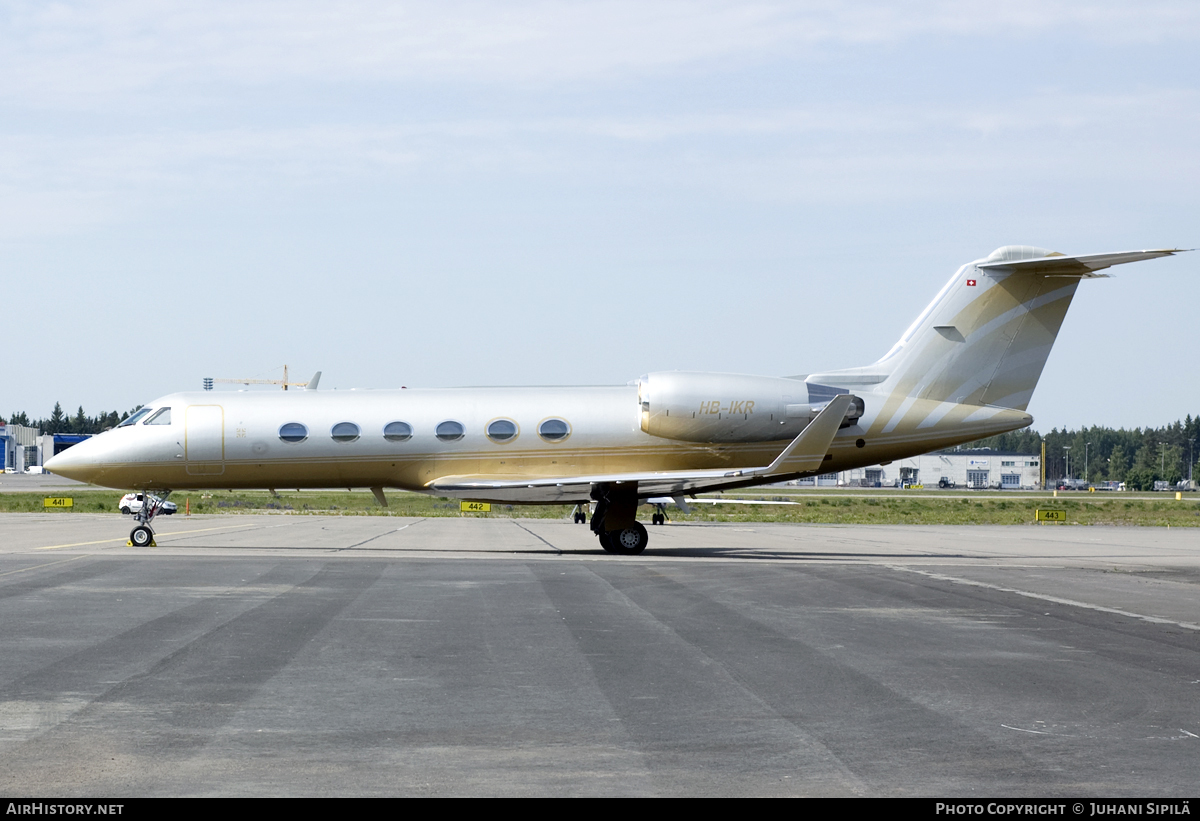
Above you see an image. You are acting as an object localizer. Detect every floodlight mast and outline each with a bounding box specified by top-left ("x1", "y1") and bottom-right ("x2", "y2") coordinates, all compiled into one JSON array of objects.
[{"x1": 209, "y1": 365, "x2": 309, "y2": 391}]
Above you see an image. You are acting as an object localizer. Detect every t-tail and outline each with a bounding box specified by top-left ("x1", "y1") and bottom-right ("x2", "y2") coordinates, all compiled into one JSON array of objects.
[{"x1": 807, "y1": 245, "x2": 1184, "y2": 439}]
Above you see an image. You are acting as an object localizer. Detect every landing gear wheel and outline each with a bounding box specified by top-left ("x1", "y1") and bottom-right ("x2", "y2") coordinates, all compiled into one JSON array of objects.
[
  {"x1": 606, "y1": 522, "x2": 648, "y2": 555},
  {"x1": 574, "y1": 511, "x2": 587, "y2": 524},
  {"x1": 651, "y1": 512, "x2": 664, "y2": 525},
  {"x1": 130, "y1": 525, "x2": 154, "y2": 547}
]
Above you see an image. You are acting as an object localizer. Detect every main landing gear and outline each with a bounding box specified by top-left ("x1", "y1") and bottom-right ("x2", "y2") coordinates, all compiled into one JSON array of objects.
[
  {"x1": 589, "y1": 484, "x2": 649, "y2": 555},
  {"x1": 128, "y1": 491, "x2": 171, "y2": 547},
  {"x1": 601, "y1": 522, "x2": 649, "y2": 555}
]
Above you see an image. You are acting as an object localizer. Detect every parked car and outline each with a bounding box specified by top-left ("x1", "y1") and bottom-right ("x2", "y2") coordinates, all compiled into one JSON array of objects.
[{"x1": 119, "y1": 493, "x2": 177, "y2": 515}]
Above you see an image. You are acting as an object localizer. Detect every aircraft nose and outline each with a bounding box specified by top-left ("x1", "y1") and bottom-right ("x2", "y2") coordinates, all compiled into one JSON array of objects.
[{"x1": 45, "y1": 440, "x2": 101, "y2": 484}]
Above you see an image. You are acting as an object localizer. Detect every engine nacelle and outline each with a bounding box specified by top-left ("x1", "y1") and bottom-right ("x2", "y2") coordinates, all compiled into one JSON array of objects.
[{"x1": 637, "y1": 371, "x2": 863, "y2": 443}]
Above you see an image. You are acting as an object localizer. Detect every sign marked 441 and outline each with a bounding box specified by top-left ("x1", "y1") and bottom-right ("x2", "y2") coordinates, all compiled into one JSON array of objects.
[{"x1": 44, "y1": 497, "x2": 73, "y2": 509}]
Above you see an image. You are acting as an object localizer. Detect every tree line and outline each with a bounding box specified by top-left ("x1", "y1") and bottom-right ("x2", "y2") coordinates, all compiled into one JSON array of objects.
[
  {"x1": 2, "y1": 403, "x2": 140, "y2": 435},
  {"x1": 964, "y1": 415, "x2": 1200, "y2": 490}
]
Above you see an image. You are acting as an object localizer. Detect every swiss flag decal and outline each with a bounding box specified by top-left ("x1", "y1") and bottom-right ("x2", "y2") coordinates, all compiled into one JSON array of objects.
[{"x1": 966, "y1": 279, "x2": 977, "y2": 286}]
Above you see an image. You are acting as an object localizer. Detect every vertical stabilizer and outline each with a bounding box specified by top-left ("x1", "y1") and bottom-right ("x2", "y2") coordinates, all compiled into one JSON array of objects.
[{"x1": 806, "y1": 246, "x2": 1182, "y2": 413}]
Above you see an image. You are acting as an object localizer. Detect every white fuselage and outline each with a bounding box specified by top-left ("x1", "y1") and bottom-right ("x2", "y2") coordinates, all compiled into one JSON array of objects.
[{"x1": 45, "y1": 380, "x2": 1030, "y2": 500}]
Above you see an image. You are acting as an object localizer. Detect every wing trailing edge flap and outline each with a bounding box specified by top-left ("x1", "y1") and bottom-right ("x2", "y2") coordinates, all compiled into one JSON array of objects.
[{"x1": 426, "y1": 394, "x2": 855, "y2": 503}]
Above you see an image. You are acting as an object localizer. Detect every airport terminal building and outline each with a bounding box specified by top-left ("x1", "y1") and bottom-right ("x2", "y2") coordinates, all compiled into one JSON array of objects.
[{"x1": 1, "y1": 424, "x2": 91, "y2": 473}]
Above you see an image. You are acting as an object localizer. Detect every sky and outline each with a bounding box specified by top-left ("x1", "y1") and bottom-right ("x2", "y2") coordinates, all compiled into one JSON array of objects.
[{"x1": 4, "y1": 0, "x2": 1198, "y2": 430}]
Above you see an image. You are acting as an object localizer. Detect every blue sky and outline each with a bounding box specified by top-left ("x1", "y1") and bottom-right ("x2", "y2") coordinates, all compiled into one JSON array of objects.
[{"x1": 4, "y1": 1, "x2": 1197, "y2": 429}]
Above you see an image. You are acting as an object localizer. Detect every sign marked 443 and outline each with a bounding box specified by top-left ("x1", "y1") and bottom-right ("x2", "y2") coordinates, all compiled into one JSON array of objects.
[{"x1": 1036, "y1": 509, "x2": 1066, "y2": 522}]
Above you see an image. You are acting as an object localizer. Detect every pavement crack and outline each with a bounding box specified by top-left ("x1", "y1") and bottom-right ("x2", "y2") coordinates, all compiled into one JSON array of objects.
[{"x1": 510, "y1": 520, "x2": 563, "y2": 554}]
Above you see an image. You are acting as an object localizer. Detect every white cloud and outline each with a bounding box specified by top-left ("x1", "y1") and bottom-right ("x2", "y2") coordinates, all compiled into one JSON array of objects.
[
  {"x1": 2, "y1": 1, "x2": 1197, "y2": 107},
  {"x1": 2, "y1": 86, "x2": 1195, "y2": 234}
]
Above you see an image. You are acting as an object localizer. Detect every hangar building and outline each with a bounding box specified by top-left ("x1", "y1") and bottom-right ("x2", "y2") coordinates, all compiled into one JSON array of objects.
[{"x1": 847, "y1": 449, "x2": 1042, "y2": 489}]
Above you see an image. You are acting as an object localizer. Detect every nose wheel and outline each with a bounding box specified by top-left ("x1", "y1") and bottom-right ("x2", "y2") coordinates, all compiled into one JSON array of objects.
[{"x1": 126, "y1": 490, "x2": 170, "y2": 547}]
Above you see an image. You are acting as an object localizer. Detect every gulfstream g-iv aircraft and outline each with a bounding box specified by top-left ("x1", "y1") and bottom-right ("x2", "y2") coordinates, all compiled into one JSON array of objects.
[{"x1": 47, "y1": 245, "x2": 1184, "y2": 553}]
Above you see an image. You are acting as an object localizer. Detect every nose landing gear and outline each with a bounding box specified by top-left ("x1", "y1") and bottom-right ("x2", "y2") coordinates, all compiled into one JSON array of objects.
[{"x1": 127, "y1": 491, "x2": 171, "y2": 547}]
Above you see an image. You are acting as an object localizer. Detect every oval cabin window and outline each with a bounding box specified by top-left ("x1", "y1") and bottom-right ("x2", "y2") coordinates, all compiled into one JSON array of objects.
[
  {"x1": 279, "y1": 422, "x2": 308, "y2": 443},
  {"x1": 486, "y1": 419, "x2": 518, "y2": 443},
  {"x1": 436, "y1": 420, "x2": 465, "y2": 442},
  {"x1": 331, "y1": 422, "x2": 360, "y2": 443},
  {"x1": 383, "y1": 421, "x2": 413, "y2": 442},
  {"x1": 538, "y1": 418, "x2": 571, "y2": 442}
]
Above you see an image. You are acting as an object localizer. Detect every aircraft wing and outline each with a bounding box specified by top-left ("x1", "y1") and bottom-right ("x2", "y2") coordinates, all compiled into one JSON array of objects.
[
  {"x1": 977, "y1": 248, "x2": 1186, "y2": 277},
  {"x1": 427, "y1": 395, "x2": 855, "y2": 504}
]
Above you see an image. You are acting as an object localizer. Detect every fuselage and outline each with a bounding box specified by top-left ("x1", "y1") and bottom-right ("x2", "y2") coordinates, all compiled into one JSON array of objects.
[{"x1": 45, "y1": 380, "x2": 1031, "y2": 500}]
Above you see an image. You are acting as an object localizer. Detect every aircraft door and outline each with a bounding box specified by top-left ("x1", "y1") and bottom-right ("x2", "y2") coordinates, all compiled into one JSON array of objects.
[{"x1": 185, "y1": 405, "x2": 225, "y2": 475}]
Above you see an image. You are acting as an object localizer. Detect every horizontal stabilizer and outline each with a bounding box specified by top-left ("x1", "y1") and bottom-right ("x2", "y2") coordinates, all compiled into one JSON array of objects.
[{"x1": 977, "y1": 248, "x2": 1185, "y2": 277}]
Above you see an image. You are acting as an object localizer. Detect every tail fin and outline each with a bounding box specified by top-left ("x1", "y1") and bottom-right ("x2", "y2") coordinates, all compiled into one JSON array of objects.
[{"x1": 807, "y1": 245, "x2": 1182, "y2": 411}]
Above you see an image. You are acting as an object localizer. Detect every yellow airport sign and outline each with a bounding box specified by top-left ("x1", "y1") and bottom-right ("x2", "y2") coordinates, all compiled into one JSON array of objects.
[
  {"x1": 1035, "y1": 509, "x2": 1066, "y2": 522},
  {"x1": 460, "y1": 501, "x2": 491, "y2": 513},
  {"x1": 43, "y1": 497, "x2": 73, "y2": 509}
]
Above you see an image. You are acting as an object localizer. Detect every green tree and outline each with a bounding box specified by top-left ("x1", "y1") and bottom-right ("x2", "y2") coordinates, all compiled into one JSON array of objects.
[
  {"x1": 1125, "y1": 468, "x2": 1156, "y2": 491},
  {"x1": 47, "y1": 402, "x2": 65, "y2": 434},
  {"x1": 1108, "y1": 445, "x2": 1128, "y2": 482},
  {"x1": 1133, "y1": 444, "x2": 1157, "y2": 476},
  {"x1": 1160, "y1": 444, "x2": 1183, "y2": 484}
]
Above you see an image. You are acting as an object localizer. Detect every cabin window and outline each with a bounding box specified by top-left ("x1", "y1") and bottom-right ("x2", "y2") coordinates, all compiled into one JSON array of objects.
[
  {"x1": 331, "y1": 422, "x2": 360, "y2": 443},
  {"x1": 144, "y1": 408, "x2": 172, "y2": 425},
  {"x1": 538, "y1": 418, "x2": 571, "y2": 442},
  {"x1": 486, "y1": 419, "x2": 518, "y2": 443},
  {"x1": 279, "y1": 422, "x2": 308, "y2": 443},
  {"x1": 119, "y1": 408, "x2": 154, "y2": 427},
  {"x1": 383, "y1": 421, "x2": 413, "y2": 442},
  {"x1": 436, "y1": 420, "x2": 465, "y2": 442}
]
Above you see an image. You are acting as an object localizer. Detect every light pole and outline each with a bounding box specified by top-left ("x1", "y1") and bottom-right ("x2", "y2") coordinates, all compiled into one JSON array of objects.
[
  {"x1": 1064, "y1": 445, "x2": 1071, "y2": 486},
  {"x1": 1084, "y1": 442, "x2": 1092, "y2": 487}
]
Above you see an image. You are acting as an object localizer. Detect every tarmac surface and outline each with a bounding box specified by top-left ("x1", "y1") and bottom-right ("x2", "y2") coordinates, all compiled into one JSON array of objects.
[{"x1": 1, "y1": 512, "x2": 1198, "y2": 796}]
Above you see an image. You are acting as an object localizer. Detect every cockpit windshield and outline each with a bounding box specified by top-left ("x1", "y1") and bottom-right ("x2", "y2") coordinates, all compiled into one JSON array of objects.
[
  {"x1": 144, "y1": 407, "x2": 171, "y2": 425},
  {"x1": 118, "y1": 408, "x2": 154, "y2": 427}
]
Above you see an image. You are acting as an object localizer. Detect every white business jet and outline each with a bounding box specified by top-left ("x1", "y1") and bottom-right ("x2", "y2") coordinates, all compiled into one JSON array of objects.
[{"x1": 47, "y1": 245, "x2": 1183, "y2": 553}]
